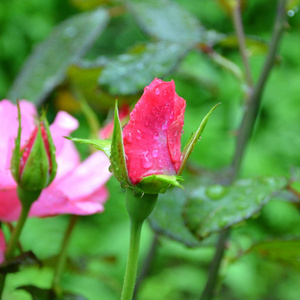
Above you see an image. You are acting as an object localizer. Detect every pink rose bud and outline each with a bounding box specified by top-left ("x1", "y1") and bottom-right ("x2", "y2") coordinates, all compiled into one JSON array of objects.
[
  {"x1": 11, "y1": 105, "x2": 57, "y2": 195},
  {"x1": 122, "y1": 78, "x2": 186, "y2": 185}
]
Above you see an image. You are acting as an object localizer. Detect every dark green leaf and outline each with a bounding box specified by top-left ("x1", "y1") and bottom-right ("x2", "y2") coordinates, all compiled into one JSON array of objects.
[
  {"x1": 0, "y1": 251, "x2": 41, "y2": 274},
  {"x1": 149, "y1": 189, "x2": 202, "y2": 247},
  {"x1": 67, "y1": 61, "x2": 139, "y2": 110},
  {"x1": 178, "y1": 103, "x2": 220, "y2": 175},
  {"x1": 245, "y1": 238, "x2": 300, "y2": 269},
  {"x1": 127, "y1": 0, "x2": 203, "y2": 44},
  {"x1": 17, "y1": 285, "x2": 87, "y2": 300},
  {"x1": 98, "y1": 42, "x2": 190, "y2": 95},
  {"x1": 8, "y1": 9, "x2": 109, "y2": 105},
  {"x1": 184, "y1": 177, "x2": 288, "y2": 240},
  {"x1": 67, "y1": 137, "x2": 111, "y2": 158},
  {"x1": 216, "y1": 34, "x2": 269, "y2": 55}
]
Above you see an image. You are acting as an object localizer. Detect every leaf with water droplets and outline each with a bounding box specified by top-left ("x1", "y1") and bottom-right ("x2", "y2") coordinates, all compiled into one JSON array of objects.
[
  {"x1": 127, "y1": 0, "x2": 204, "y2": 44},
  {"x1": 98, "y1": 41, "x2": 189, "y2": 95},
  {"x1": 184, "y1": 177, "x2": 288, "y2": 240},
  {"x1": 137, "y1": 174, "x2": 183, "y2": 194},
  {"x1": 8, "y1": 8, "x2": 109, "y2": 105},
  {"x1": 178, "y1": 103, "x2": 220, "y2": 175},
  {"x1": 149, "y1": 189, "x2": 203, "y2": 247},
  {"x1": 242, "y1": 238, "x2": 300, "y2": 270},
  {"x1": 110, "y1": 102, "x2": 132, "y2": 188},
  {"x1": 66, "y1": 137, "x2": 111, "y2": 158}
]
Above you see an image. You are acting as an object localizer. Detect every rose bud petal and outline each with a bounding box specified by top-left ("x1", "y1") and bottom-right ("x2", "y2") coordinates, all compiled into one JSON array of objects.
[{"x1": 122, "y1": 78, "x2": 186, "y2": 185}]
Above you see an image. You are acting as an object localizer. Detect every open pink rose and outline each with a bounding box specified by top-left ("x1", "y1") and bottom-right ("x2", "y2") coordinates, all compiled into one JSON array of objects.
[
  {"x1": 122, "y1": 78, "x2": 186, "y2": 185},
  {"x1": 0, "y1": 100, "x2": 111, "y2": 222}
]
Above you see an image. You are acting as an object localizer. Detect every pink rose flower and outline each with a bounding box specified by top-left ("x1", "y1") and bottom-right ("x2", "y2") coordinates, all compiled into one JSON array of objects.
[
  {"x1": 122, "y1": 78, "x2": 186, "y2": 185},
  {"x1": 0, "y1": 100, "x2": 111, "y2": 222}
]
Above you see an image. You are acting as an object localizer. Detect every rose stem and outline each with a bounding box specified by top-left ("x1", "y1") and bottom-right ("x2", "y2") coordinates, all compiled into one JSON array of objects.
[
  {"x1": 52, "y1": 215, "x2": 78, "y2": 296},
  {"x1": 121, "y1": 190, "x2": 157, "y2": 300}
]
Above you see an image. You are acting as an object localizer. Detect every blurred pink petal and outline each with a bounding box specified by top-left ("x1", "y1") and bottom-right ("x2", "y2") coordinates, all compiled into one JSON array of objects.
[
  {"x1": 30, "y1": 152, "x2": 111, "y2": 217},
  {"x1": 99, "y1": 103, "x2": 130, "y2": 139},
  {"x1": 0, "y1": 100, "x2": 111, "y2": 223}
]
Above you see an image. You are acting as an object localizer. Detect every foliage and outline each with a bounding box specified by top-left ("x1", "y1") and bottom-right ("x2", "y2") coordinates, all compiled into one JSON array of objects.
[{"x1": 0, "y1": 0, "x2": 300, "y2": 299}]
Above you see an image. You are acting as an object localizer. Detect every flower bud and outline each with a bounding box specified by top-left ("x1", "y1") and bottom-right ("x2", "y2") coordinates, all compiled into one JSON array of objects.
[{"x1": 11, "y1": 105, "x2": 57, "y2": 200}]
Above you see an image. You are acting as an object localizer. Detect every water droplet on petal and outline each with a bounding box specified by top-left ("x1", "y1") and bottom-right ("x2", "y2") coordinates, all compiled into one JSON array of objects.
[
  {"x1": 153, "y1": 132, "x2": 159, "y2": 139},
  {"x1": 155, "y1": 88, "x2": 160, "y2": 96},
  {"x1": 136, "y1": 130, "x2": 142, "y2": 140},
  {"x1": 126, "y1": 132, "x2": 132, "y2": 143},
  {"x1": 158, "y1": 159, "x2": 163, "y2": 168},
  {"x1": 152, "y1": 150, "x2": 158, "y2": 158},
  {"x1": 141, "y1": 151, "x2": 152, "y2": 169},
  {"x1": 162, "y1": 121, "x2": 168, "y2": 131},
  {"x1": 169, "y1": 111, "x2": 174, "y2": 120},
  {"x1": 108, "y1": 165, "x2": 114, "y2": 173}
]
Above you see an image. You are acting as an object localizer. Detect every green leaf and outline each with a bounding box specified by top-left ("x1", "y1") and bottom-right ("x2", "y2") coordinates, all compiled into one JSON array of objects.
[
  {"x1": 110, "y1": 102, "x2": 132, "y2": 189},
  {"x1": 137, "y1": 175, "x2": 183, "y2": 194},
  {"x1": 178, "y1": 103, "x2": 220, "y2": 175},
  {"x1": 149, "y1": 189, "x2": 202, "y2": 247},
  {"x1": 216, "y1": 34, "x2": 269, "y2": 55},
  {"x1": 66, "y1": 137, "x2": 111, "y2": 158},
  {"x1": 244, "y1": 238, "x2": 300, "y2": 270},
  {"x1": 98, "y1": 42, "x2": 190, "y2": 95},
  {"x1": 8, "y1": 8, "x2": 109, "y2": 105},
  {"x1": 17, "y1": 285, "x2": 87, "y2": 300},
  {"x1": 67, "y1": 61, "x2": 139, "y2": 109},
  {"x1": 127, "y1": 0, "x2": 203, "y2": 44},
  {"x1": 0, "y1": 251, "x2": 41, "y2": 274},
  {"x1": 184, "y1": 177, "x2": 288, "y2": 240}
]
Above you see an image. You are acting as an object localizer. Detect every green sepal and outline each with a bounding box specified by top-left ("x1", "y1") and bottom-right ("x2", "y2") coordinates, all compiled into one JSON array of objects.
[
  {"x1": 110, "y1": 101, "x2": 133, "y2": 189},
  {"x1": 66, "y1": 137, "x2": 111, "y2": 158},
  {"x1": 17, "y1": 186, "x2": 42, "y2": 208},
  {"x1": 126, "y1": 189, "x2": 158, "y2": 224},
  {"x1": 137, "y1": 175, "x2": 184, "y2": 194},
  {"x1": 40, "y1": 110, "x2": 57, "y2": 186},
  {"x1": 21, "y1": 124, "x2": 50, "y2": 190},
  {"x1": 178, "y1": 103, "x2": 220, "y2": 175},
  {"x1": 10, "y1": 101, "x2": 22, "y2": 183}
]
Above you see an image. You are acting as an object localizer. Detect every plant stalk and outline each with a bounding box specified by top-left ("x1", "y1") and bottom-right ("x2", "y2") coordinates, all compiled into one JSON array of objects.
[
  {"x1": 232, "y1": 0, "x2": 254, "y2": 89},
  {"x1": 121, "y1": 190, "x2": 157, "y2": 300},
  {"x1": 200, "y1": 1, "x2": 287, "y2": 299},
  {"x1": 52, "y1": 215, "x2": 78, "y2": 296}
]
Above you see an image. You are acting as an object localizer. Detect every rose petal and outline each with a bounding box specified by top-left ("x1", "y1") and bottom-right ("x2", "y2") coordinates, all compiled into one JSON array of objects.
[
  {"x1": 123, "y1": 78, "x2": 186, "y2": 184},
  {"x1": 29, "y1": 151, "x2": 111, "y2": 217},
  {"x1": 0, "y1": 100, "x2": 36, "y2": 171},
  {"x1": 0, "y1": 188, "x2": 21, "y2": 222}
]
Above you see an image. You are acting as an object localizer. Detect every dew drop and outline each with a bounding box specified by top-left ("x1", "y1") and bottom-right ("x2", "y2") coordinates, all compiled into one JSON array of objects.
[
  {"x1": 158, "y1": 159, "x2": 163, "y2": 168},
  {"x1": 155, "y1": 88, "x2": 160, "y2": 96},
  {"x1": 152, "y1": 150, "x2": 158, "y2": 158},
  {"x1": 162, "y1": 121, "x2": 168, "y2": 131},
  {"x1": 136, "y1": 130, "x2": 142, "y2": 140},
  {"x1": 126, "y1": 132, "x2": 132, "y2": 143},
  {"x1": 169, "y1": 111, "x2": 174, "y2": 120},
  {"x1": 108, "y1": 165, "x2": 114, "y2": 173},
  {"x1": 153, "y1": 132, "x2": 159, "y2": 139},
  {"x1": 141, "y1": 151, "x2": 152, "y2": 169}
]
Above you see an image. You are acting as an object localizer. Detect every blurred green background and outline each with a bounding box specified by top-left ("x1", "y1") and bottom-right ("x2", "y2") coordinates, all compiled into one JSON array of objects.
[{"x1": 1, "y1": 0, "x2": 300, "y2": 299}]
